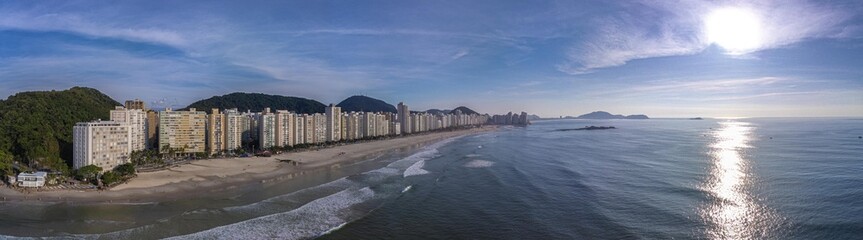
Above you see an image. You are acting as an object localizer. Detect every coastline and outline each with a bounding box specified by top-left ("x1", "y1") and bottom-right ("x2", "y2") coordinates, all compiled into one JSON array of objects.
[{"x1": 0, "y1": 126, "x2": 495, "y2": 204}]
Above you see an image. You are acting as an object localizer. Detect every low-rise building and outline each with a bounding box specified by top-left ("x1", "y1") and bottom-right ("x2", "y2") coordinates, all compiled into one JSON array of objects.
[{"x1": 17, "y1": 172, "x2": 47, "y2": 188}]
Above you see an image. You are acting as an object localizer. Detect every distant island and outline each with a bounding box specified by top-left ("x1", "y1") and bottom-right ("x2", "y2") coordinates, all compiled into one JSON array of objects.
[
  {"x1": 571, "y1": 111, "x2": 649, "y2": 120},
  {"x1": 556, "y1": 126, "x2": 617, "y2": 131},
  {"x1": 689, "y1": 117, "x2": 703, "y2": 120}
]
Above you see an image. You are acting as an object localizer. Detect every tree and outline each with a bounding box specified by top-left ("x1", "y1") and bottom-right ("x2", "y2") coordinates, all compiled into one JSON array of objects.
[
  {"x1": 75, "y1": 165, "x2": 102, "y2": 181},
  {"x1": 101, "y1": 171, "x2": 120, "y2": 186},
  {"x1": 115, "y1": 163, "x2": 135, "y2": 176},
  {"x1": 0, "y1": 151, "x2": 13, "y2": 176}
]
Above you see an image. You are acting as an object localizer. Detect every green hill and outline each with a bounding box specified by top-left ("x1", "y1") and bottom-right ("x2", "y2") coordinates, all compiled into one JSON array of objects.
[
  {"x1": 337, "y1": 95, "x2": 396, "y2": 113},
  {"x1": 183, "y1": 92, "x2": 325, "y2": 114},
  {"x1": 451, "y1": 106, "x2": 479, "y2": 115},
  {"x1": 0, "y1": 87, "x2": 120, "y2": 173}
]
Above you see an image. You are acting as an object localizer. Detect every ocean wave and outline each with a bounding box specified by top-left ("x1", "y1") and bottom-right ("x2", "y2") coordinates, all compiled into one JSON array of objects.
[
  {"x1": 403, "y1": 160, "x2": 429, "y2": 177},
  {"x1": 464, "y1": 160, "x2": 495, "y2": 168},
  {"x1": 169, "y1": 187, "x2": 376, "y2": 240},
  {"x1": 222, "y1": 178, "x2": 355, "y2": 214}
]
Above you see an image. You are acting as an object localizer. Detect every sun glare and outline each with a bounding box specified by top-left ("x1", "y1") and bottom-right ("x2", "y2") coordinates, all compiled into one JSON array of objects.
[{"x1": 705, "y1": 8, "x2": 763, "y2": 54}]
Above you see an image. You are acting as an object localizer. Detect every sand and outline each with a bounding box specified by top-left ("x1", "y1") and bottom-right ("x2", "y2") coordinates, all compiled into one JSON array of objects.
[{"x1": 0, "y1": 127, "x2": 494, "y2": 203}]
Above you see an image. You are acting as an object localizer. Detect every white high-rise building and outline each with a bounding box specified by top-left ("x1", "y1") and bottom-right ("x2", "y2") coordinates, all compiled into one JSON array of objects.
[
  {"x1": 275, "y1": 110, "x2": 295, "y2": 147},
  {"x1": 325, "y1": 105, "x2": 342, "y2": 142},
  {"x1": 224, "y1": 109, "x2": 243, "y2": 151},
  {"x1": 313, "y1": 114, "x2": 326, "y2": 143},
  {"x1": 73, "y1": 120, "x2": 131, "y2": 171},
  {"x1": 110, "y1": 106, "x2": 146, "y2": 152},
  {"x1": 259, "y1": 108, "x2": 276, "y2": 149},
  {"x1": 303, "y1": 114, "x2": 315, "y2": 144},
  {"x1": 361, "y1": 112, "x2": 377, "y2": 137}
]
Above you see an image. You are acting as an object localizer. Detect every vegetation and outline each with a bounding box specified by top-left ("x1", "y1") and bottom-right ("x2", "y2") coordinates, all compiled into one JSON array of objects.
[
  {"x1": 451, "y1": 106, "x2": 480, "y2": 115},
  {"x1": 183, "y1": 92, "x2": 325, "y2": 114},
  {"x1": 0, "y1": 150, "x2": 13, "y2": 176},
  {"x1": 130, "y1": 149, "x2": 163, "y2": 166},
  {"x1": 115, "y1": 163, "x2": 136, "y2": 176},
  {"x1": 75, "y1": 165, "x2": 103, "y2": 182},
  {"x1": 0, "y1": 87, "x2": 120, "y2": 174},
  {"x1": 336, "y1": 95, "x2": 397, "y2": 113},
  {"x1": 100, "y1": 171, "x2": 121, "y2": 185}
]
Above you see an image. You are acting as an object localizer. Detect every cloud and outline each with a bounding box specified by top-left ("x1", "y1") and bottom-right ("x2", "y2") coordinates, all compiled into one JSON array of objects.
[
  {"x1": 0, "y1": 12, "x2": 190, "y2": 48},
  {"x1": 559, "y1": 0, "x2": 862, "y2": 74},
  {"x1": 630, "y1": 77, "x2": 787, "y2": 93},
  {"x1": 451, "y1": 49, "x2": 470, "y2": 60}
]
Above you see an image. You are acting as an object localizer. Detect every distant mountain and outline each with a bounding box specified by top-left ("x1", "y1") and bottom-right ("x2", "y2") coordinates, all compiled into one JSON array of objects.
[
  {"x1": 451, "y1": 106, "x2": 479, "y2": 115},
  {"x1": 184, "y1": 92, "x2": 325, "y2": 114},
  {"x1": 527, "y1": 114, "x2": 542, "y2": 121},
  {"x1": 576, "y1": 111, "x2": 649, "y2": 119},
  {"x1": 337, "y1": 95, "x2": 396, "y2": 113},
  {"x1": 0, "y1": 87, "x2": 121, "y2": 172},
  {"x1": 425, "y1": 109, "x2": 451, "y2": 115}
]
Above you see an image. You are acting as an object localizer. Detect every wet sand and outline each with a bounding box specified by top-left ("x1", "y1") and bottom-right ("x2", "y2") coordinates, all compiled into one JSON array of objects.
[{"x1": 0, "y1": 127, "x2": 494, "y2": 204}]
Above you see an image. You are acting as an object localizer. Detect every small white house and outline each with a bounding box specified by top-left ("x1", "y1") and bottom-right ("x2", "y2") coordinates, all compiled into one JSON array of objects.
[{"x1": 17, "y1": 172, "x2": 47, "y2": 188}]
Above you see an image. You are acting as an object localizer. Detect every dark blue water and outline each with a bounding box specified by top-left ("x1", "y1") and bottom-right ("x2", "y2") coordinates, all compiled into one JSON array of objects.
[
  {"x1": 2, "y1": 118, "x2": 861, "y2": 239},
  {"x1": 320, "y1": 118, "x2": 863, "y2": 239}
]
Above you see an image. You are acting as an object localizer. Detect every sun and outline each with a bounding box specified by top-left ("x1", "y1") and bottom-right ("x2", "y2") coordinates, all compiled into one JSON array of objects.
[{"x1": 705, "y1": 8, "x2": 763, "y2": 54}]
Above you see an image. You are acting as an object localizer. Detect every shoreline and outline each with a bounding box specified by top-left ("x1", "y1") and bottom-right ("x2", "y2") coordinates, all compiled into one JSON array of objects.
[{"x1": 0, "y1": 126, "x2": 496, "y2": 204}]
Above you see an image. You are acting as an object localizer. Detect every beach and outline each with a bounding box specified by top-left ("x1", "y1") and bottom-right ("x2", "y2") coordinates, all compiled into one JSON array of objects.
[{"x1": 0, "y1": 127, "x2": 494, "y2": 204}]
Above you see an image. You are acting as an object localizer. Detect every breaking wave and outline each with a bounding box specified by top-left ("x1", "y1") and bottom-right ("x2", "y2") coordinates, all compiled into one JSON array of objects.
[
  {"x1": 169, "y1": 187, "x2": 376, "y2": 240},
  {"x1": 464, "y1": 160, "x2": 495, "y2": 168}
]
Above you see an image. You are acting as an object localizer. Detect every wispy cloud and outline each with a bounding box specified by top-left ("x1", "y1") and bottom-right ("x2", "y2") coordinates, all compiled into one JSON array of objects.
[
  {"x1": 558, "y1": 0, "x2": 862, "y2": 74},
  {"x1": 451, "y1": 49, "x2": 470, "y2": 60},
  {"x1": 0, "y1": 12, "x2": 190, "y2": 48}
]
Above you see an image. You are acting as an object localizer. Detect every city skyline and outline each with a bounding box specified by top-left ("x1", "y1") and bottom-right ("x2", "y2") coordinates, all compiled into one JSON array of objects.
[{"x1": 1, "y1": 0, "x2": 862, "y2": 117}]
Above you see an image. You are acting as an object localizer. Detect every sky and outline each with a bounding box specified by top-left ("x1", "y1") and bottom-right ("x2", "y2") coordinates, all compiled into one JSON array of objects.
[{"x1": 0, "y1": 0, "x2": 862, "y2": 118}]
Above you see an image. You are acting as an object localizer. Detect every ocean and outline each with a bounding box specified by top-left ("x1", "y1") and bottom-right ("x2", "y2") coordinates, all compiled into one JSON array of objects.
[{"x1": 1, "y1": 118, "x2": 861, "y2": 239}]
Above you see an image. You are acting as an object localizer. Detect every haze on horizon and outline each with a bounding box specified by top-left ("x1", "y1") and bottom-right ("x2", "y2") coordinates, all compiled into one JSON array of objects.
[{"x1": 1, "y1": 0, "x2": 861, "y2": 118}]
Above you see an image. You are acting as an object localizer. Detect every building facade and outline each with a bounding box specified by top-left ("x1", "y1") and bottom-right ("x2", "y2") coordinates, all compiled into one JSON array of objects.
[
  {"x1": 313, "y1": 114, "x2": 326, "y2": 143},
  {"x1": 224, "y1": 109, "x2": 243, "y2": 152},
  {"x1": 146, "y1": 110, "x2": 159, "y2": 149},
  {"x1": 397, "y1": 102, "x2": 411, "y2": 134},
  {"x1": 124, "y1": 99, "x2": 146, "y2": 110},
  {"x1": 73, "y1": 120, "x2": 131, "y2": 171},
  {"x1": 275, "y1": 110, "x2": 295, "y2": 148},
  {"x1": 158, "y1": 108, "x2": 206, "y2": 154},
  {"x1": 207, "y1": 109, "x2": 226, "y2": 155},
  {"x1": 325, "y1": 105, "x2": 342, "y2": 142},
  {"x1": 259, "y1": 108, "x2": 277, "y2": 149},
  {"x1": 110, "y1": 106, "x2": 146, "y2": 152}
]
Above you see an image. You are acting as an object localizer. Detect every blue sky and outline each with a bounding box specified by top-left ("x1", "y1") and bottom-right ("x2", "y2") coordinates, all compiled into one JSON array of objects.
[{"x1": 1, "y1": 0, "x2": 861, "y2": 117}]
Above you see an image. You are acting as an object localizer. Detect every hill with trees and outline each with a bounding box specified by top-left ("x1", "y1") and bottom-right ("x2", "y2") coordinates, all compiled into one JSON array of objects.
[
  {"x1": 451, "y1": 106, "x2": 480, "y2": 115},
  {"x1": 0, "y1": 87, "x2": 120, "y2": 173},
  {"x1": 183, "y1": 92, "x2": 325, "y2": 114},
  {"x1": 336, "y1": 95, "x2": 396, "y2": 113}
]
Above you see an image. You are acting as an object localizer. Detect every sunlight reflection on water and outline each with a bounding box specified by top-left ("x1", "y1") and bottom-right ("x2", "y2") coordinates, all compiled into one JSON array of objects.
[{"x1": 701, "y1": 121, "x2": 777, "y2": 239}]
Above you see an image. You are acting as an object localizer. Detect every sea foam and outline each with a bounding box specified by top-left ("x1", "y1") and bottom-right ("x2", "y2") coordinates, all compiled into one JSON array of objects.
[
  {"x1": 403, "y1": 160, "x2": 429, "y2": 177},
  {"x1": 464, "y1": 160, "x2": 495, "y2": 168},
  {"x1": 168, "y1": 187, "x2": 375, "y2": 240}
]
